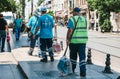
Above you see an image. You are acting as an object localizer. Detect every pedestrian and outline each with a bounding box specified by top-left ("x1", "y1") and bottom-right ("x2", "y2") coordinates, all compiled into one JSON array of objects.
[
  {"x1": 33, "y1": 7, "x2": 55, "y2": 62},
  {"x1": 13, "y1": 15, "x2": 22, "y2": 41},
  {"x1": 25, "y1": 10, "x2": 40, "y2": 56},
  {"x1": 0, "y1": 13, "x2": 9, "y2": 52},
  {"x1": 90, "y1": 17, "x2": 95, "y2": 30},
  {"x1": 66, "y1": 7, "x2": 88, "y2": 77}
]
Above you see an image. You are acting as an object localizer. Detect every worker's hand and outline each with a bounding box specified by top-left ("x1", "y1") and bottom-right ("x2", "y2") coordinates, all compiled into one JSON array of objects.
[{"x1": 54, "y1": 23, "x2": 57, "y2": 27}]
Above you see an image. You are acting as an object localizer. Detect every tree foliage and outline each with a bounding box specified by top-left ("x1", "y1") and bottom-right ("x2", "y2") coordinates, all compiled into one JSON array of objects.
[
  {"x1": 48, "y1": 11, "x2": 54, "y2": 16},
  {"x1": 0, "y1": 0, "x2": 17, "y2": 12},
  {"x1": 37, "y1": 0, "x2": 44, "y2": 6},
  {"x1": 87, "y1": 0, "x2": 120, "y2": 13},
  {"x1": 87, "y1": 0, "x2": 120, "y2": 32}
]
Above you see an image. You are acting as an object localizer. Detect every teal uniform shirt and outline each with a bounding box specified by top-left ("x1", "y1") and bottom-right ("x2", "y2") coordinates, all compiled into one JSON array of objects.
[
  {"x1": 14, "y1": 18, "x2": 22, "y2": 28},
  {"x1": 37, "y1": 14, "x2": 54, "y2": 38},
  {"x1": 27, "y1": 15, "x2": 40, "y2": 35}
]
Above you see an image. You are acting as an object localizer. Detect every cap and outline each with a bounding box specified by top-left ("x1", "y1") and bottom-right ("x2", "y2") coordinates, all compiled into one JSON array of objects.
[
  {"x1": 40, "y1": 7, "x2": 47, "y2": 12},
  {"x1": 73, "y1": 7, "x2": 81, "y2": 12},
  {"x1": 33, "y1": 9, "x2": 39, "y2": 16}
]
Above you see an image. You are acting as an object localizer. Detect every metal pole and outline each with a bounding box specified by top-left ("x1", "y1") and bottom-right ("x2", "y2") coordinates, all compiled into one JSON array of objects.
[
  {"x1": 68, "y1": 0, "x2": 70, "y2": 18},
  {"x1": 31, "y1": 0, "x2": 33, "y2": 16},
  {"x1": 73, "y1": 0, "x2": 74, "y2": 8},
  {"x1": 87, "y1": 4, "x2": 90, "y2": 30}
]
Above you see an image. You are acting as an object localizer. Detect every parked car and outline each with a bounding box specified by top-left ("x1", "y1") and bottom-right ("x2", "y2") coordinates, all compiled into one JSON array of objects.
[{"x1": 1, "y1": 12, "x2": 15, "y2": 28}]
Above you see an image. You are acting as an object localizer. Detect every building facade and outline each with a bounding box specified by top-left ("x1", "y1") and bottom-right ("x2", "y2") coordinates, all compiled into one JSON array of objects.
[
  {"x1": 36, "y1": 0, "x2": 120, "y2": 32},
  {"x1": 39, "y1": 0, "x2": 89, "y2": 27},
  {"x1": 110, "y1": 12, "x2": 120, "y2": 32}
]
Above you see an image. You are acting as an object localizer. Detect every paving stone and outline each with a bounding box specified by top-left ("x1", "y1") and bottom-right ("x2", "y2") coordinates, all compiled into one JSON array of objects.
[{"x1": 12, "y1": 48, "x2": 120, "y2": 79}]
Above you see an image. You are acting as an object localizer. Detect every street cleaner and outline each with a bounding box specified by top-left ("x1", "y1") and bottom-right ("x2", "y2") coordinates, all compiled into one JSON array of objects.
[
  {"x1": 66, "y1": 7, "x2": 88, "y2": 77},
  {"x1": 33, "y1": 7, "x2": 55, "y2": 62}
]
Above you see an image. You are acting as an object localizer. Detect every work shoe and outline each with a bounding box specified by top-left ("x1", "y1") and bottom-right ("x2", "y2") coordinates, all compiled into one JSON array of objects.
[
  {"x1": 16, "y1": 38, "x2": 19, "y2": 41},
  {"x1": 50, "y1": 56, "x2": 54, "y2": 62},
  {"x1": 72, "y1": 69, "x2": 75, "y2": 73},
  {"x1": 28, "y1": 48, "x2": 33, "y2": 56},
  {"x1": 40, "y1": 58, "x2": 47, "y2": 62},
  {"x1": 37, "y1": 49, "x2": 41, "y2": 57},
  {"x1": 80, "y1": 72, "x2": 86, "y2": 77},
  {"x1": 1, "y1": 49, "x2": 5, "y2": 52},
  {"x1": 28, "y1": 53, "x2": 32, "y2": 55},
  {"x1": 38, "y1": 54, "x2": 41, "y2": 57}
]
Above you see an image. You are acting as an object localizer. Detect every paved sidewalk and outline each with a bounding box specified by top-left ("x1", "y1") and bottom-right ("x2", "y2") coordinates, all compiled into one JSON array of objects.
[
  {"x1": 1, "y1": 27, "x2": 119, "y2": 79},
  {"x1": 11, "y1": 47, "x2": 120, "y2": 79},
  {"x1": 0, "y1": 52, "x2": 25, "y2": 79}
]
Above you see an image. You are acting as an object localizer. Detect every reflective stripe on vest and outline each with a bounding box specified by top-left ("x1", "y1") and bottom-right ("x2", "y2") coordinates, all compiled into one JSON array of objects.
[{"x1": 70, "y1": 16, "x2": 88, "y2": 43}]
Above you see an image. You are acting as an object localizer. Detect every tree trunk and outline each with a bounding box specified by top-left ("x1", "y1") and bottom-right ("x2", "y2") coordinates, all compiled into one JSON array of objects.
[{"x1": 22, "y1": 0, "x2": 25, "y2": 18}]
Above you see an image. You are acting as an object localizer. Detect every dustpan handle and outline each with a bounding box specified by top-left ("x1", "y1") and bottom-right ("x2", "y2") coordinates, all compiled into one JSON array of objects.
[{"x1": 63, "y1": 45, "x2": 68, "y2": 56}]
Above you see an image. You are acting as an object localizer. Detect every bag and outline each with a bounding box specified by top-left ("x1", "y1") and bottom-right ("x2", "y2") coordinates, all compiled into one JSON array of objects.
[
  {"x1": 53, "y1": 24, "x2": 62, "y2": 52},
  {"x1": 27, "y1": 16, "x2": 38, "y2": 38},
  {"x1": 6, "y1": 34, "x2": 10, "y2": 42},
  {"x1": 28, "y1": 31, "x2": 33, "y2": 38},
  {"x1": 57, "y1": 46, "x2": 72, "y2": 76},
  {"x1": 6, "y1": 33, "x2": 11, "y2": 52},
  {"x1": 57, "y1": 56, "x2": 72, "y2": 76},
  {"x1": 52, "y1": 42, "x2": 61, "y2": 52}
]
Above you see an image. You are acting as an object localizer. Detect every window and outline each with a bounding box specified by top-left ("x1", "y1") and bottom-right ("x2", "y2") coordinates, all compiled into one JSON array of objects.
[{"x1": 4, "y1": 16, "x2": 12, "y2": 20}]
